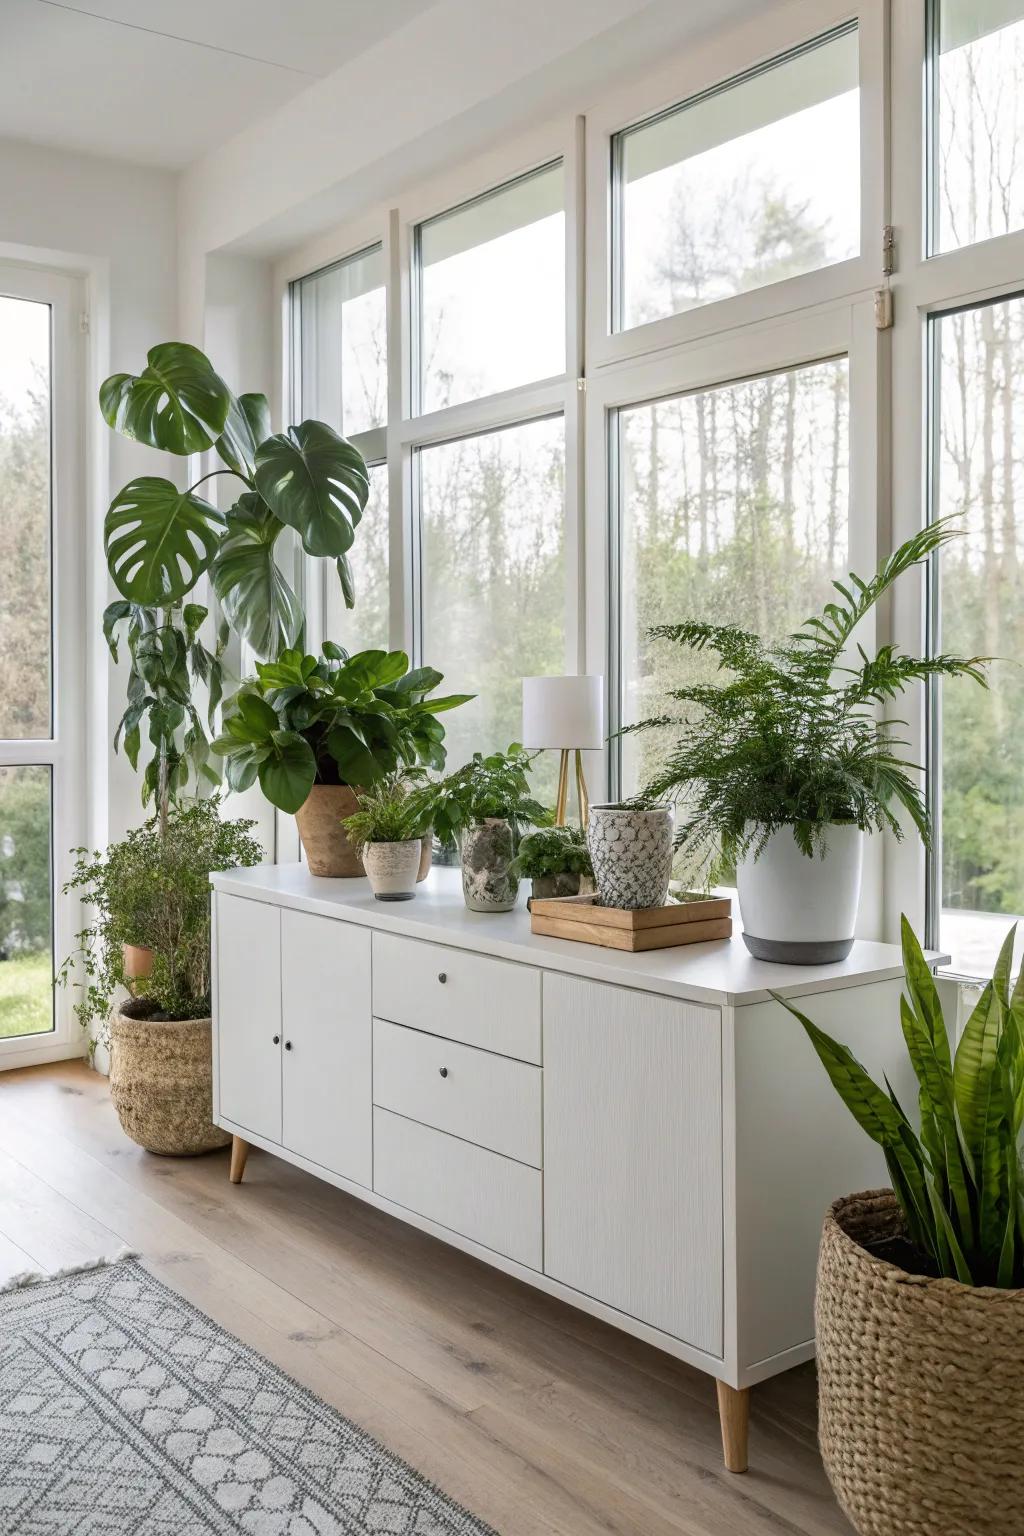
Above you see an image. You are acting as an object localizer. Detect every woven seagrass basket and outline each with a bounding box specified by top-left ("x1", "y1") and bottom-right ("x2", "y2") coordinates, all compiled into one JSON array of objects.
[
  {"x1": 109, "y1": 1009, "x2": 230, "y2": 1156},
  {"x1": 817, "y1": 1190, "x2": 1024, "y2": 1536}
]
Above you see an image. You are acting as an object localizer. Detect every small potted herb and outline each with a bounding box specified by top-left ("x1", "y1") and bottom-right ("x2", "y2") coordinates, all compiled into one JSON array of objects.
[
  {"x1": 341, "y1": 779, "x2": 421, "y2": 902},
  {"x1": 409, "y1": 745, "x2": 549, "y2": 912},
  {"x1": 511, "y1": 824, "x2": 594, "y2": 906}
]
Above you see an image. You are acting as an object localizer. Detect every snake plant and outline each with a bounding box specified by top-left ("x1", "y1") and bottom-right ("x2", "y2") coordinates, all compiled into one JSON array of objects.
[{"x1": 774, "y1": 919, "x2": 1024, "y2": 1288}]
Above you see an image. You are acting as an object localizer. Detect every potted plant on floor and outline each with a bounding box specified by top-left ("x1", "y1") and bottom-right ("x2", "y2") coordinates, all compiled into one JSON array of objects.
[
  {"x1": 60, "y1": 797, "x2": 263, "y2": 1153},
  {"x1": 409, "y1": 745, "x2": 549, "y2": 912},
  {"x1": 774, "y1": 919, "x2": 1024, "y2": 1535},
  {"x1": 624, "y1": 521, "x2": 988, "y2": 961},
  {"x1": 213, "y1": 644, "x2": 471, "y2": 876},
  {"x1": 510, "y1": 824, "x2": 595, "y2": 906},
  {"x1": 341, "y1": 778, "x2": 422, "y2": 901}
]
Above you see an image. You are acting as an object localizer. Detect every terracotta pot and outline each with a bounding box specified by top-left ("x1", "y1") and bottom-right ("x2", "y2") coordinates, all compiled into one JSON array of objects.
[
  {"x1": 417, "y1": 830, "x2": 433, "y2": 882},
  {"x1": 109, "y1": 1009, "x2": 230, "y2": 1156},
  {"x1": 122, "y1": 942, "x2": 154, "y2": 980},
  {"x1": 294, "y1": 783, "x2": 363, "y2": 876}
]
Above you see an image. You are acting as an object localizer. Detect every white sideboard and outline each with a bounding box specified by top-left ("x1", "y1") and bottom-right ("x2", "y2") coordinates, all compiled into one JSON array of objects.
[{"x1": 210, "y1": 863, "x2": 943, "y2": 1473}]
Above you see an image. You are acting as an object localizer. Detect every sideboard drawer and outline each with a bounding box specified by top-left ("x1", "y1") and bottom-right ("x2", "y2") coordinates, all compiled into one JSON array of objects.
[
  {"x1": 373, "y1": 1018, "x2": 542, "y2": 1167},
  {"x1": 372, "y1": 932, "x2": 541, "y2": 1063},
  {"x1": 373, "y1": 1107, "x2": 542, "y2": 1269}
]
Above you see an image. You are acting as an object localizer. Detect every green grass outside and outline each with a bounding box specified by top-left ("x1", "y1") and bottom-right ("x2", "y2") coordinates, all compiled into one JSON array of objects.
[{"x1": 0, "y1": 950, "x2": 54, "y2": 1038}]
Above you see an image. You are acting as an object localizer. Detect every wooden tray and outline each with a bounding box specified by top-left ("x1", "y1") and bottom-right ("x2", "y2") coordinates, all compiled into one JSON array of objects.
[{"x1": 529, "y1": 891, "x2": 732, "y2": 952}]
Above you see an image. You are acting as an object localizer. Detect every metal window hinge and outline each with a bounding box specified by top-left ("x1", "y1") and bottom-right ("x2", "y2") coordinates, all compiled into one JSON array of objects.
[
  {"x1": 874, "y1": 287, "x2": 894, "y2": 330},
  {"x1": 882, "y1": 224, "x2": 896, "y2": 276},
  {"x1": 577, "y1": 377, "x2": 587, "y2": 393},
  {"x1": 79, "y1": 312, "x2": 90, "y2": 335}
]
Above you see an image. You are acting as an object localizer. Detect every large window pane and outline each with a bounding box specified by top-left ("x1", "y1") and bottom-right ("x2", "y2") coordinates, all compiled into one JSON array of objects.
[
  {"x1": 932, "y1": 294, "x2": 1024, "y2": 975},
  {"x1": 931, "y1": 1, "x2": 1024, "y2": 253},
  {"x1": 614, "y1": 27, "x2": 859, "y2": 331},
  {"x1": 324, "y1": 463, "x2": 389, "y2": 655},
  {"x1": 294, "y1": 245, "x2": 387, "y2": 437},
  {"x1": 0, "y1": 293, "x2": 51, "y2": 739},
  {"x1": 418, "y1": 417, "x2": 565, "y2": 788},
  {"x1": 0, "y1": 766, "x2": 52, "y2": 1038},
  {"x1": 617, "y1": 359, "x2": 851, "y2": 842},
  {"x1": 417, "y1": 164, "x2": 565, "y2": 413}
]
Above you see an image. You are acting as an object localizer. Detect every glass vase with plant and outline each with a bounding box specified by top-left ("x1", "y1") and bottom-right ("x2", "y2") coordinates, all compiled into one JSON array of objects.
[
  {"x1": 341, "y1": 778, "x2": 422, "y2": 902},
  {"x1": 510, "y1": 824, "x2": 594, "y2": 903},
  {"x1": 408, "y1": 745, "x2": 549, "y2": 913},
  {"x1": 624, "y1": 521, "x2": 988, "y2": 960},
  {"x1": 212, "y1": 644, "x2": 472, "y2": 877}
]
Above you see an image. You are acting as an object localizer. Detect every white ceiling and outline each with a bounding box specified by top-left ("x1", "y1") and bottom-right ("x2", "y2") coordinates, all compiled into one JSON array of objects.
[{"x1": 0, "y1": 0, "x2": 436, "y2": 168}]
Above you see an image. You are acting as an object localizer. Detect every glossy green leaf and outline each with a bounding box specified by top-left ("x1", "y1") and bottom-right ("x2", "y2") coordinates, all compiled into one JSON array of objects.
[
  {"x1": 100, "y1": 343, "x2": 231, "y2": 455},
  {"x1": 105, "y1": 477, "x2": 224, "y2": 605},
  {"x1": 216, "y1": 391, "x2": 271, "y2": 479},
  {"x1": 337, "y1": 554, "x2": 355, "y2": 610},
  {"x1": 210, "y1": 493, "x2": 303, "y2": 661},
  {"x1": 258, "y1": 731, "x2": 317, "y2": 814},
  {"x1": 254, "y1": 420, "x2": 369, "y2": 559}
]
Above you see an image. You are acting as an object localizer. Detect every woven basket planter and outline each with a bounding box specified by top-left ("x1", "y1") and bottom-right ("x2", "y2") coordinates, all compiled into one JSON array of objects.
[
  {"x1": 109, "y1": 1009, "x2": 230, "y2": 1156},
  {"x1": 817, "y1": 1189, "x2": 1024, "y2": 1536}
]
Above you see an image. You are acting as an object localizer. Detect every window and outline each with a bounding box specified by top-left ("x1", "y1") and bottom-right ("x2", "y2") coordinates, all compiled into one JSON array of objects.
[
  {"x1": 323, "y1": 463, "x2": 389, "y2": 654},
  {"x1": 612, "y1": 26, "x2": 860, "y2": 331},
  {"x1": 615, "y1": 358, "x2": 850, "y2": 825},
  {"x1": 416, "y1": 162, "x2": 565, "y2": 413},
  {"x1": 930, "y1": 293, "x2": 1024, "y2": 975},
  {"x1": 293, "y1": 245, "x2": 387, "y2": 438},
  {"x1": 928, "y1": 0, "x2": 1024, "y2": 253},
  {"x1": 417, "y1": 416, "x2": 566, "y2": 779}
]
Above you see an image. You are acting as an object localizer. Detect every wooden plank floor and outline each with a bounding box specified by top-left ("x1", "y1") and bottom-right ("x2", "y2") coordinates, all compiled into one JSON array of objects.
[{"x1": 0, "y1": 1060, "x2": 850, "y2": 1536}]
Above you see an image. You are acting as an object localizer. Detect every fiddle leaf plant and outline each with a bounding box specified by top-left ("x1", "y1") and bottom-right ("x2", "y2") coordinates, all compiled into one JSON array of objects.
[{"x1": 100, "y1": 341, "x2": 370, "y2": 658}]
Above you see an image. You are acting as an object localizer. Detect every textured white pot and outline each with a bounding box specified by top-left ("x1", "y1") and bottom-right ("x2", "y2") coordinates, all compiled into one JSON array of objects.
[
  {"x1": 736, "y1": 823, "x2": 864, "y2": 963},
  {"x1": 361, "y1": 839, "x2": 420, "y2": 902},
  {"x1": 586, "y1": 803, "x2": 674, "y2": 911}
]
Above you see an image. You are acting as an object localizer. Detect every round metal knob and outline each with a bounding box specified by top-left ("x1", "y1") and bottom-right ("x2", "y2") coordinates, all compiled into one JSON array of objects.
[
  {"x1": 272, "y1": 1034, "x2": 280, "y2": 1045},
  {"x1": 437, "y1": 972, "x2": 447, "y2": 984},
  {"x1": 439, "y1": 1066, "x2": 448, "y2": 1078},
  {"x1": 284, "y1": 1041, "x2": 293, "y2": 1051}
]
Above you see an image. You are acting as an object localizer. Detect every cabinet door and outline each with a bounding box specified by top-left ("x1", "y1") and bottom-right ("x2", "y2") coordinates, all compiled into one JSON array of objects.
[
  {"x1": 281, "y1": 909, "x2": 372, "y2": 1186},
  {"x1": 543, "y1": 974, "x2": 723, "y2": 1356},
  {"x1": 215, "y1": 894, "x2": 282, "y2": 1141}
]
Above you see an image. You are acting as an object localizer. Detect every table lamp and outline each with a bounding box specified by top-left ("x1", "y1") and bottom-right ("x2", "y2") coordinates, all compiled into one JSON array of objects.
[{"x1": 521, "y1": 675, "x2": 604, "y2": 825}]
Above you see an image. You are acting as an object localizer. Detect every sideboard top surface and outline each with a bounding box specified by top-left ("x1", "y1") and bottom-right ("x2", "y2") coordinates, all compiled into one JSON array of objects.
[{"x1": 211, "y1": 864, "x2": 942, "y2": 1007}]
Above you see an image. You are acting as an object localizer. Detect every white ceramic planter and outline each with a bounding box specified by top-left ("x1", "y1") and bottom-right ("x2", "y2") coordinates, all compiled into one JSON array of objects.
[
  {"x1": 460, "y1": 819, "x2": 518, "y2": 912},
  {"x1": 362, "y1": 839, "x2": 420, "y2": 902},
  {"x1": 586, "y1": 803, "x2": 674, "y2": 911},
  {"x1": 736, "y1": 823, "x2": 864, "y2": 963}
]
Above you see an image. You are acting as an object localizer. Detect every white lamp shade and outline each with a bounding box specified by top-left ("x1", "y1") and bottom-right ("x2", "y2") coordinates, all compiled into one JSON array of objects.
[{"x1": 521, "y1": 675, "x2": 604, "y2": 751}]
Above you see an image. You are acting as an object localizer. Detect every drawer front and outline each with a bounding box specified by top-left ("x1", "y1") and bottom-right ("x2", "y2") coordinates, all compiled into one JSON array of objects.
[
  {"x1": 372, "y1": 932, "x2": 541, "y2": 1063},
  {"x1": 373, "y1": 1018, "x2": 541, "y2": 1167},
  {"x1": 373, "y1": 1108, "x2": 542, "y2": 1270}
]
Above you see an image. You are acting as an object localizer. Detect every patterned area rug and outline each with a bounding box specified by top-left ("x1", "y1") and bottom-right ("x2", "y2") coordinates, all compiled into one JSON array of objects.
[{"x1": 0, "y1": 1257, "x2": 496, "y2": 1535}]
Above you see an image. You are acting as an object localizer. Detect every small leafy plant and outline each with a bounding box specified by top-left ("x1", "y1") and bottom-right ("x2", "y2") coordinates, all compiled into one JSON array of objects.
[
  {"x1": 624, "y1": 521, "x2": 988, "y2": 883},
  {"x1": 776, "y1": 918, "x2": 1024, "y2": 1288},
  {"x1": 341, "y1": 779, "x2": 420, "y2": 847},
  {"x1": 408, "y1": 745, "x2": 549, "y2": 846},
  {"x1": 213, "y1": 644, "x2": 472, "y2": 814},
  {"x1": 59, "y1": 798, "x2": 263, "y2": 1050},
  {"x1": 511, "y1": 824, "x2": 592, "y2": 880}
]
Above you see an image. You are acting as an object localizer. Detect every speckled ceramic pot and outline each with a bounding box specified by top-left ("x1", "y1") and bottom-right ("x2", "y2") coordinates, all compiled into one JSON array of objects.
[
  {"x1": 460, "y1": 818, "x2": 519, "y2": 913},
  {"x1": 586, "y1": 803, "x2": 674, "y2": 911},
  {"x1": 362, "y1": 839, "x2": 420, "y2": 901}
]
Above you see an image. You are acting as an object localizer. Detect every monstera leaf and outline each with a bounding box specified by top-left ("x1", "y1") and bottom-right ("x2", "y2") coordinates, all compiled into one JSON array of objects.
[
  {"x1": 216, "y1": 392, "x2": 272, "y2": 479},
  {"x1": 254, "y1": 420, "x2": 369, "y2": 559},
  {"x1": 99, "y1": 343, "x2": 231, "y2": 455},
  {"x1": 211, "y1": 493, "x2": 303, "y2": 660},
  {"x1": 105, "y1": 477, "x2": 225, "y2": 605}
]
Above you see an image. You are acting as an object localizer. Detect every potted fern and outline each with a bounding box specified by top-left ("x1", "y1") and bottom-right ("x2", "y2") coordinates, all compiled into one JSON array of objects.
[
  {"x1": 341, "y1": 779, "x2": 421, "y2": 901},
  {"x1": 625, "y1": 522, "x2": 987, "y2": 961},
  {"x1": 774, "y1": 920, "x2": 1024, "y2": 1534}
]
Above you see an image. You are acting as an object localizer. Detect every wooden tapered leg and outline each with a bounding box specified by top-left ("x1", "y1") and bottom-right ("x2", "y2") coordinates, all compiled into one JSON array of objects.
[
  {"x1": 716, "y1": 1381, "x2": 750, "y2": 1473},
  {"x1": 229, "y1": 1135, "x2": 250, "y2": 1185}
]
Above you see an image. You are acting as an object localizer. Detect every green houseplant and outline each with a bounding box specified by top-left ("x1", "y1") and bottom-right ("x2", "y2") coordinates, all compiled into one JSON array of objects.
[
  {"x1": 408, "y1": 745, "x2": 549, "y2": 913},
  {"x1": 60, "y1": 798, "x2": 263, "y2": 1154},
  {"x1": 773, "y1": 920, "x2": 1024, "y2": 1533},
  {"x1": 625, "y1": 521, "x2": 988, "y2": 961},
  {"x1": 213, "y1": 644, "x2": 471, "y2": 876},
  {"x1": 510, "y1": 824, "x2": 594, "y2": 904},
  {"x1": 341, "y1": 778, "x2": 422, "y2": 902}
]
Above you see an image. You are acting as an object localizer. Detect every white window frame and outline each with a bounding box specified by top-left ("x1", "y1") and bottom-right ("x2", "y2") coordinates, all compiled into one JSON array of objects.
[{"x1": 0, "y1": 261, "x2": 86, "y2": 1070}]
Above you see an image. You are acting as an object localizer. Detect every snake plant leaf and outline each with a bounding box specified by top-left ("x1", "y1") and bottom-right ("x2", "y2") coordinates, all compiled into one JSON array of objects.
[
  {"x1": 254, "y1": 420, "x2": 369, "y2": 559},
  {"x1": 216, "y1": 391, "x2": 271, "y2": 479},
  {"x1": 899, "y1": 990, "x2": 974, "y2": 1241},
  {"x1": 100, "y1": 343, "x2": 231, "y2": 455},
  {"x1": 954, "y1": 960, "x2": 1013, "y2": 1260},
  {"x1": 211, "y1": 493, "x2": 303, "y2": 661},
  {"x1": 105, "y1": 477, "x2": 225, "y2": 605},
  {"x1": 258, "y1": 730, "x2": 317, "y2": 813}
]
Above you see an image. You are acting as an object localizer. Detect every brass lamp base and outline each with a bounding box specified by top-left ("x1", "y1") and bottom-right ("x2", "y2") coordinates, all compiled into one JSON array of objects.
[{"x1": 554, "y1": 748, "x2": 590, "y2": 827}]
